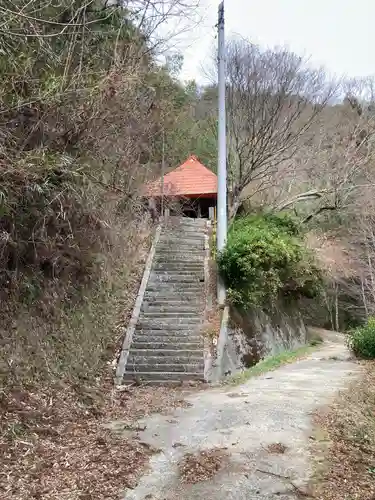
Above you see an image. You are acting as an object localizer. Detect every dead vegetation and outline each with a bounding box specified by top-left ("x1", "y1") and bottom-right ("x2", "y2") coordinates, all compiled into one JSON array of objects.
[
  {"x1": 178, "y1": 448, "x2": 229, "y2": 484},
  {"x1": 2, "y1": 3, "x2": 375, "y2": 498},
  {"x1": 0, "y1": 0, "x2": 206, "y2": 367},
  {"x1": 0, "y1": 1, "x2": 204, "y2": 498},
  {"x1": 1, "y1": 384, "x2": 196, "y2": 499},
  {"x1": 0, "y1": 0, "x2": 160, "y2": 390},
  {"x1": 266, "y1": 442, "x2": 288, "y2": 454},
  {"x1": 220, "y1": 44, "x2": 375, "y2": 331},
  {"x1": 201, "y1": 309, "x2": 221, "y2": 341},
  {"x1": 0, "y1": 0, "x2": 205, "y2": 389},
  {"x1": 311, "y1": 362, "x2": 375, "y2": 500}
]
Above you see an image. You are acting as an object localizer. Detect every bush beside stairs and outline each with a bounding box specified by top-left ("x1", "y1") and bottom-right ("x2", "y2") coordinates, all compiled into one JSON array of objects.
[{"x1": 122, "y1": 217, "x2": 207, "y2": 385}]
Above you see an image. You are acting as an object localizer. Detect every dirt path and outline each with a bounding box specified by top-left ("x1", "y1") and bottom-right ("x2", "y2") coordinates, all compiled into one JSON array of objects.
[{"x1": 122, "y1": 333, "x2": 361, "y2": 500}]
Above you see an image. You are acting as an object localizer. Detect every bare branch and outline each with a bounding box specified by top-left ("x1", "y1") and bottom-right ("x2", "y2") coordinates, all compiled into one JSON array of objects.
[{"x1": 224, "y1": 38, "x2": 337, "y2": 214}]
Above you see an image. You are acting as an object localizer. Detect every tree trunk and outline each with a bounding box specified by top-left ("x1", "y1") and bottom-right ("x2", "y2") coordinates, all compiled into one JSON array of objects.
[
  {"x1": 228, "y1": 197, "x2": 241, "y2": 223},
  {"x1": 334, "y1": 283, "x2": 339, "y2": 331}
]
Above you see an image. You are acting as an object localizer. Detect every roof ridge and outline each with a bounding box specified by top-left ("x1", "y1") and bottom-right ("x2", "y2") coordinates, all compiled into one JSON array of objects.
[{"x1": 144, "y1": 155, "x2": 217, "y2": 197}]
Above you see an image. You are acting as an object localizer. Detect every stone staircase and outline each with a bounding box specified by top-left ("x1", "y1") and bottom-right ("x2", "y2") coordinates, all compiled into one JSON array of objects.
[{"x1": 122, "y1": 217, "x2": 207, "y2": 385}]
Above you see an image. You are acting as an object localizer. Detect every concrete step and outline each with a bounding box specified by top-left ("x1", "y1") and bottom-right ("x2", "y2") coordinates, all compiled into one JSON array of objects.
[
  {"x1": 141, "y1": 304, "x2": 201, "y2": 313},
  {"x1": 159, "y1": 232, "x2": 206, "y2": 241},
  {"x1": 147, "y1": 279, "x2": 203, "y2": 287},
  {"x1": 163, "y1": 222, "x2": 206, "y2": 229},
  {"x1": 160, "y1": 228, "x2": 206, "y2": 242},
  {"x1": 118, "y1": 216, "x2": 208, "y2": 386},
  {"x1": 143, "y1": 298, "x2": 202, "y2": 306},
  {"x1": 152, "y1": 264, "x2": 203, "y2": 272},
  {"x1": 154, "y1": 256, "x2": 204, "y2": 264},
  {"x1": 166, "y1": 224, "x2": 206, "y2": 230},
  {"x1": 127, "y1": 357, "x2": 203, "y2": 367},
  {"x1": 156, "y1": 249, "x2": 204, "y2": 256},
  {"x1": 150, "y1": 271, "x2": 204, "y2": 278},
  {"x1": 146, "y1": 286, "x2": 203, "y2": 293},
  {"x1": 133, "y1": 329, "x2": 202, "y2": 337},
  {"x1": 134, "y1": 327, "x2": 202, "y2": 336},
  {"x1": 170, "y1": 224, "x2": 207, "y2": 230},
  {"x1": 122, "y1": 378, "x2": 203, "y2": 386},
  {"x1": 120, "y1": 379, "x2": 189, "y2": 386},
  {"x1": 145, "y1": 289, "x2": 203, "y2": 297},
  {"x1": 146, "y1": 282, "x2": 203, "y2": 290},
  {"x1": 155, "y1": 248, "x2": 204, "y2": 256},
  {"x1": 153, "y1": 260, "x2": 204, "y2": 266},
  {"x1": 159, "y1": 233, "x2": 205, "y2": 239},
  {"x1": 143, "y1": 292, "x2": 202, "y2": 300},
  {"x1": 157, "y1": 243, "x2": 204, "y2": 249},
  {"x1": 158, "y1": 244, "x2": 204, "y2": 251},
  {"x1": 161, "y1": 231, "x2": 205, "y2": 240},
  {"x1": 131, "y1": 340, "x2": 203, "y2": 350},
  {"x1": 142, "y1": 298, "x2": 201, "y2": 306},
  {"x1": 139, "y1": 312, "x2": 201, "y2": 319},
  {"x1": 152, "y1": 272, "x2": 203, "y2": 279},
  {"x1": 148, "y1": 275, "x2": 203, "y2": 284},
  {"x1": 155, "y1": 268, "x2": 204, "y2": 273},
  {"x1": 154, "y1": 255, "x2": 204, "y2": 263},
  {"x1": 145, "y1": 282, "x2": 203, "y2": 289},
  {"x1": 146, "y1": 284, "x2": 203, "y2": 292},
  {"x1": 153, "y1": 262, "x2": 204, "y2": 269},
  {"x1": 144, "y1": 290, "x2": 202, "y2": 297},
  {"x1": 159, "y1": 235, "x2": 205, "y2": 243},
  {"x1": 156, "y1": 248, "x2": 205, "y2": 254},
  {"x1": 125, "y1": 362, "x2": 204, "y2": 373},
  {"x1": 122, "y1": 371, "x2": 204, "y2": 382},
  {"x1": 129, "y1": 348, "x2": 203, "y2": 358},
  {"x1": 153, "y1": 264, "x2": 204, "y2": 271},
  {"x1": 136, "y1": 319, "x2": 202, "y2": 329},
  {"x1": 159, "y1": 241, "x2": 204, "y2": 249},
  {"x1": 154, "y1": 256, "x2": 205, "y2": 262},
  {"x1": 136, "y1": 330, "x2": 201, "y2": 339},
  {"x1": 132, "y1": 335, "x2": 203, "y2": 345}
]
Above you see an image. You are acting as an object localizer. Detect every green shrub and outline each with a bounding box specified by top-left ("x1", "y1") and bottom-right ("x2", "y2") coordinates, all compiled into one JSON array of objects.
[
  {"x1": 348, "y1": 317, "x2": 375, "y2": 359},
  {"x1": 217, "y1": 213, "x2": 322, "y2": 307},
  {"x1": 242, "y1": 212, "x2": 301, "y2": 237}
]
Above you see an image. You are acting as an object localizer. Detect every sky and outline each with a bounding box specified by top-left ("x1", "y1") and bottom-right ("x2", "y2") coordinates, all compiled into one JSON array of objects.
[{"x1": 178, "y1": 0, "x2": 375, "y2": 84}]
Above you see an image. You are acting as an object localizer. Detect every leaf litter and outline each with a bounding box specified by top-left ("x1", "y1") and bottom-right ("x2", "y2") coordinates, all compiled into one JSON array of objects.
[
  {"x1": 1, "y1": 382, "x2": 201, "y2": 499},
  {"x1": 178, "y1": 448, "x2": 229, "y2": 484},
  {"x1": 311, "y1": 360, "x2": 375, "y2": 500}
]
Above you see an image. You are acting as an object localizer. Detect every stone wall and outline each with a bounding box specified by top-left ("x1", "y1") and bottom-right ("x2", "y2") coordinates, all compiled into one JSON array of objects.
[{"x1": 211, "y1": 301, "x2": 307, "y2": 381}]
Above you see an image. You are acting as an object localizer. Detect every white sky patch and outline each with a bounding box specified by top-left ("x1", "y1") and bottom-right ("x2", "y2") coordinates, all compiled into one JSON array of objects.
[{"x1": 176, "y1": 0, "x2": 375, "y2": 84}]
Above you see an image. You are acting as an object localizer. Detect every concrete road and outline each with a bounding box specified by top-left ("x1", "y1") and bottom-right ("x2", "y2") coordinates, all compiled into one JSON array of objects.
[{"x1": 122, "y1": 334, "x2": 361, "y2": 500}]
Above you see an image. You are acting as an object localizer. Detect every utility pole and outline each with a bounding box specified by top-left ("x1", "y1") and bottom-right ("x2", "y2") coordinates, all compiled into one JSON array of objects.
[
  {"x1": 217, "y1": 0, "x2": 227, "y2": 305},
  {"x1": 161, "y1": 129, "x2": 165, "y2": 218}
]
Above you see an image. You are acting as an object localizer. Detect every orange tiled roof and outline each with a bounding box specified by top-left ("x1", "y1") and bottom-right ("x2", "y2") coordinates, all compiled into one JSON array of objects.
[{"x1": 145, "y1": 155, "x2": 217, "y2": 197}]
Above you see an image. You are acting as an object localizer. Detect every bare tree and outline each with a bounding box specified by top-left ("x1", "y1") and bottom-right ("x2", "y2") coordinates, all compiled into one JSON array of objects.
[
  {"x1": 225, "y1": 38, "x2": 336, "y2": 218},
  {"x1": 125, "y1": 0, "x2": 201, "y2": 53},
  {"x1": 0, "y1": 0, "x2": 201, "y2": 57},
  {"x1": 276, "y1": 77, "x2": 375, "y2": 221}
]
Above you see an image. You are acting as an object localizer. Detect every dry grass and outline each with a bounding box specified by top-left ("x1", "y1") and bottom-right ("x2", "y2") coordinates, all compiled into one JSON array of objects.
[
  {"x1": 178, "y1": 448, "x2": 229, "y2": 484},
  {"x1": 0, "y1": 0, "x2": 167, "y2": 392},
  {"x1": 0, "y1": 4, "x2": 207, "y2": 499},
  {"x1": 1, "y1": 217, "x2": 152, "y2": 388},
  {"x1": 0, "y1": 219, "x2": 168, "y2": 500},
  {"x1": 0, "y1": 384, "x2": 195, "y2": 499},
  {"x1": 311, "y1": 361, "x2": 375, "y2": 500},
  {"x1": 306, "y1": 232, "x2": 359, "y2": 280},
  {"x1": 201, "y1": 309, "x2": 221, "y2": 341}
]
